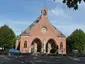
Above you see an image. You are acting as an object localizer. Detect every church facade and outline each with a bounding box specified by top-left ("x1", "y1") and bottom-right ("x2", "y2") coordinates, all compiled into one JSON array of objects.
[{"x1": 16, "y1": 8, "x2": 66, "y2": 54}]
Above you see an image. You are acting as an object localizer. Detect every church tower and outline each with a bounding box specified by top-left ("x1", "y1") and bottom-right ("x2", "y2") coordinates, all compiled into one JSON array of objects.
[{"x1": 41, "y1": 8, "x2": 48, "y2": 19}]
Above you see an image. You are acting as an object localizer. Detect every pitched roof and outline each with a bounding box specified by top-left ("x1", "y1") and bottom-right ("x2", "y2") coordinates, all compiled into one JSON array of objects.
[
  {"x1": 52, "y1": 25, "x2": 65, "y2": 37},
  {"x1": 20, "y1": 16, "x2": 40, "y2": 36},
  {"x1": 20, "y1": 16, "x2": 65, "y2": 37}
]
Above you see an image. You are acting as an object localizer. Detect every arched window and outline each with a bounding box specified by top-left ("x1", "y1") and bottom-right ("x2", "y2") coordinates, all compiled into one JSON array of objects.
[
  {"x1": 60, "y1": 42, "x2": 63, "y2": 50},
  {"x1": 24, "y1": 41, "x2": 27, "y2": 48},
  {"x1": 43, "y1": 10, "x2": 47, "y2": 15}
]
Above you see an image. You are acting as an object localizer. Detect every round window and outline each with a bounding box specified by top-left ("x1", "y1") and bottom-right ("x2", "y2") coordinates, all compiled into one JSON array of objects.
[{"x1": 41, "y1": 27, "x2": 47, "y2": 33}]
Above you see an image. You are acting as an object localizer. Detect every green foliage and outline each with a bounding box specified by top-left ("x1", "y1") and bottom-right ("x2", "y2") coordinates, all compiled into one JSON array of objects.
[
  {"x1": 63, "y1": 0, "x2": 85, "y2": 10},
  {"x1": 0, "y1": 25, "x2": 16, "y2": 50},
  {"x1": 67, "y1": 29, "x2": 85, "y2": 54},
  {"x1": 66, "y1": 36, "x2": 73, "y2": 54}
]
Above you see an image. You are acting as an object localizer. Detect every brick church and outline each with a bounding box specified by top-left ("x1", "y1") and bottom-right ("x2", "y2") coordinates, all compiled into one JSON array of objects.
[{"x1": 16, "y1": 8, "x2": 66, "y2": 54}]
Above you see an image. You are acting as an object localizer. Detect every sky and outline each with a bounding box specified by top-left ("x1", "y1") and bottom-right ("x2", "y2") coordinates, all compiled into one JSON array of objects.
[{"x1": 0, "y1": 0, "x2": 85, "y2": 37}]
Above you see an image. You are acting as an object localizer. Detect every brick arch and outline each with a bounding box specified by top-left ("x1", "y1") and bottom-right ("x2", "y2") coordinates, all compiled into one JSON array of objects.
[
  {"x1": 31, "y1": 37, "x2": 42, "y2": 53},
  {"x1": 31, "y1": 37, "x2": 42, "y2": 44},
  {"x1": 46, "y1": 38, "x2": 58, "y2": 54},
  {"x1": 46, "y1": 38, "x2": 57, "y2": 45}
]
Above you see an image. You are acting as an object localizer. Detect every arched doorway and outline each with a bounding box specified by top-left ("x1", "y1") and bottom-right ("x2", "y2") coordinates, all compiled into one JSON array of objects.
[
  {"x1": 17, "y1": 41, "x2": 20, "y2": 50},
  {"x1": 46, "y1": 39, "x2": 58, "y2": 54},
  {"x1": 31, "y1": 38, "x2": 42, "y2": 53}
]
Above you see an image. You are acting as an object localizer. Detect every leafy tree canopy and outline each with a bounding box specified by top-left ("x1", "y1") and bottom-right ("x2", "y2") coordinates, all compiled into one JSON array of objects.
[
  {"x1": 0, "y1": 25, "x2": 16, "y2": 50},
  {"x1": 67, "y1": 29, "x2": 85, "y2": 54},
  {"x1": 63, "y1": 0, "x2": 85, "y2": 10}
]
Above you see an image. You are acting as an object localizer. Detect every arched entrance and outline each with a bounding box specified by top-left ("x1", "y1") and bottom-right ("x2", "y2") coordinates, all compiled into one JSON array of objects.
[
  {"x1": 46, "y1": 39, "x2": 58, "y2": 54},
  {"x1": 17, "y1": 41, "x2": 20, "y2": 50},
  {"x1": 31, "y1": 38, "x2": 42, "y2": 53}
]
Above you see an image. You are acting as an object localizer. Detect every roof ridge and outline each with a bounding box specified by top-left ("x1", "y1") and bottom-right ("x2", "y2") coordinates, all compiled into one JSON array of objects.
[
  {"x1": 21, "y1": 16, "x2": 41, "y2": 35},
  {"x1": 52, "y1": 25, "x2": 65, "y2": 37}
]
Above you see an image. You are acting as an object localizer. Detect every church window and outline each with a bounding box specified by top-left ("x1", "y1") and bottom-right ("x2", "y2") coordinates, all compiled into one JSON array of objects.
[
  {"x1": 60, "y1": 42, "x2": 63, "y2": 50},
  {"x1": 41, "y1": 26, "x2": 47, "y2": 33},
  {"x1": 43, "y1": 10, "x2": 47, "y2": 15},
  {"x1": 24, "y1": 41, "x2": 27, "y2": 48}
]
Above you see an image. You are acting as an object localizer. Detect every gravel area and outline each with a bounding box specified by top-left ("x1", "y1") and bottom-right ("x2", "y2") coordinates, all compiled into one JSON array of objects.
[{"x1": 0, "y1": 55, "x2": 85, "y2": 64}]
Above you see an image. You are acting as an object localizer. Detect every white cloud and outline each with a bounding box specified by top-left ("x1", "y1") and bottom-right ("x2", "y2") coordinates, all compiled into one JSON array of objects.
[
  {"x1": 50, "y1": 8, "x2": 64, "y2": 16},
  {"x1": 48, "y1": 1, "x2": 85, "y2": 36},
  {"x1": 48, "y1": 5, "x2": 72, "y2": 19},
  {"x1": 54, "y1": 24, "x2": 85, "y2": 37},
  {"x1": 0, "y1": 18, "x2": 32, "y2": 25},
  {"x1": 51, "y1": 0, "x2": 62, "y2": 3},
  {"x1": 48, "y1": 6, "x2": 72, "y2": 25},
  {"x1": 55, "y1": 0, "x2": 62, "y2": 3},
  {"x1": 8, "y1": 20, "x2": 30, "y2": 25},
  {"x1": 0, "y1": 18, "x2": 32, "y2": 35}
]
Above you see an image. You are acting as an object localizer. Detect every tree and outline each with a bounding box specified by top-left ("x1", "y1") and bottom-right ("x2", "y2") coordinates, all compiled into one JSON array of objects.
[
  {"x1": 63, "y1": 0, "x2": 85, "y2": 10},
  {"x1": 66, "y1": 36, "x2": 73, "y2": 54},
  {"x1": 67, "y1": 29, "x2": 85, "y2": 54},
  {"x1": 0, "y1": 25, "x2": 16, "y2": 50}
]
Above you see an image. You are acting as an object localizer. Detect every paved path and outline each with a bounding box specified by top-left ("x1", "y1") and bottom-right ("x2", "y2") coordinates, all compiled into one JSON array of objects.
[{"x1": 0, "y1": 55, "x2": 85, "y2": 64}]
